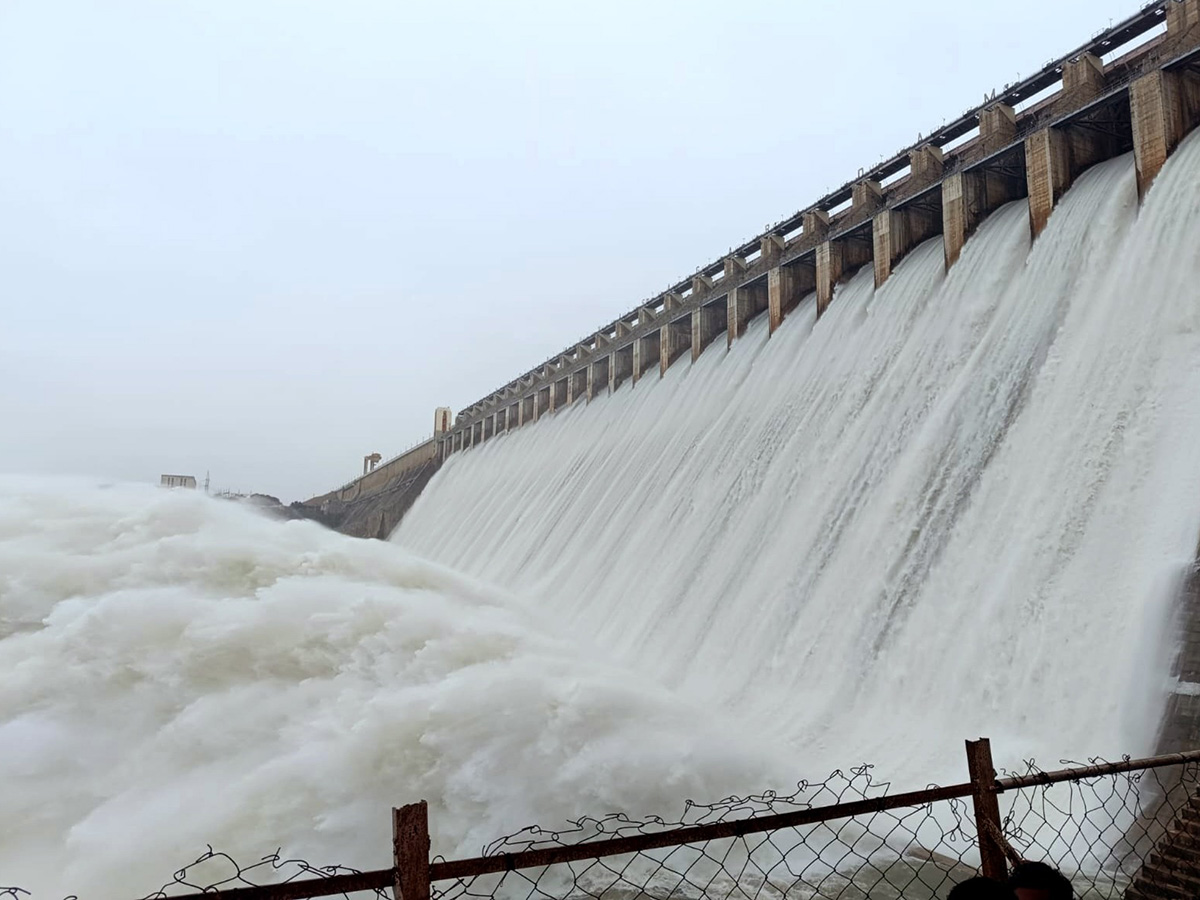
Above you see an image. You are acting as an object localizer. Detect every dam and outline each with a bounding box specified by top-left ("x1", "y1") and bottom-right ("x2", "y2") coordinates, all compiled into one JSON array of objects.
[
  {"x1": 8, "y1": 3, "x2": 1200, "y2": 896},
  {"x1": 305, "y1": 0, "x2": 1200, "y2": 529}
]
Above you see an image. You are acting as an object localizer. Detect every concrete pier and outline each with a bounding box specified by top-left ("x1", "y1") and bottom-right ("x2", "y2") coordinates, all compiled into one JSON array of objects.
[
  {"x1": 1131, "y1": 67, "x2": 1200, "y2": 202},
  {"x1": 942, "y1": 162, "x2": 1027, "y2": 269},
  {"x1": 818, "y1": 232, "x2": 872, "y2": 316},
  {"x1": 815, "y1": 241, "x2": 842, "y2": 318},
  {"x1": 610, "y1": 343, "x2": 634, "y2": 392},
  {"x1": 568, "y1": 368, "x2": 587, "y2": 404},
  {"x1": 1024, "y1": 54, "x2": 1136, "y2": 237},
  {"x1": 725, "y1": 255, "x2": 750, "y2": 345},
  {"x1": 588, "y1": 356, "x2": 609, "y2": 400},
  {"x1": 633, "y1": 330, "x2": 661, "y2": 383},
  {"x1": 769, "y1": 261, "x2": 814, "y2": 333},
  {"x1": 692, "y1": 301, "x2": 726, "y2": 361},
  {"x1": 873, "y1": 203, "x2": 940, "y2": 287},
  {"x1": 728, "y1": 283, "x2": 767, "y2": 344},
  {"x1": 661, "y1": 317, "x2": 691, "y2": 375}
]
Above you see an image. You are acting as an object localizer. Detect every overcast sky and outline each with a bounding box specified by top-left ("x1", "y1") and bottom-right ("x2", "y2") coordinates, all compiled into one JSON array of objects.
[{"x1": 1, "y1": 0, "x2": 1144, "y2": 501}]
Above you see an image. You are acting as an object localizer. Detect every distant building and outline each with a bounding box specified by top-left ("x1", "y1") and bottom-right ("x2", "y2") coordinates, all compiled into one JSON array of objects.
[{"x1": 160, "y1": 474, "x2": 197, "y2": 489}]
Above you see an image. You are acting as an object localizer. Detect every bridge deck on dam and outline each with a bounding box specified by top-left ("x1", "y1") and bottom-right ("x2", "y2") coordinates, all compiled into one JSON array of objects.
[{"x1": 439, "y1": 0, "x2": 1200, "y2": 461}]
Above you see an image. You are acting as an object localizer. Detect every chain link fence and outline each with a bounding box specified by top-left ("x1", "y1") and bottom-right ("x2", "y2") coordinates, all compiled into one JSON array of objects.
[
  {"x1": 432, "y1": 766, "x2": 980, "y2": 900},
  {"x1": 5, "y1": 744, "x2": 1200, "y2": 900},
  {"x1": 998, "y1": 756, "x2": 1200, "y2": 897}
]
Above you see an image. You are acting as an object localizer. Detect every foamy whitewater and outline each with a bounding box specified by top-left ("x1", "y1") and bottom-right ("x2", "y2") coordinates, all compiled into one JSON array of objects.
[
  {"x1": 0, "y1": 480, "x2": 785, "y2": 895},
  {"x1": 3, "y1": 137, "x2": 1200, "y2": 896}
]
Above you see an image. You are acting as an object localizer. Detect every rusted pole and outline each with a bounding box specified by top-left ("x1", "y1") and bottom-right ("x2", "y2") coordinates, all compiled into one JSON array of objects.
[
  {"x1": 393, "y1": 802, "x2": 431, "y2": 900},
  {"x1": 966, "y1": 738, "x2": 1007, "y2": 880}
]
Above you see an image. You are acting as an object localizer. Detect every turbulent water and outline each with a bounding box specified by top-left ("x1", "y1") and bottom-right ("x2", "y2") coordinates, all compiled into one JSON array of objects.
[
  {"x1": 3, "y1": 137, "x2": 1200, "y2": 897},
  {"x1": 0, "y1": 480, "x2": 787, "y2": 896}
]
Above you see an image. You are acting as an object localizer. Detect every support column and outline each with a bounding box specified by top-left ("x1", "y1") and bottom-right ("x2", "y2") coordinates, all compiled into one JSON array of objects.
[
  {"x1": 815, "y1": 241, "x2": 843, "y2": 318},
  {"x1": 942, "y1": 171, "x2": 982, "y2": 270},
  {"x1": 728, "y1": 287, "x2": 752, "y2": 345},
  {"x1": 691, "y1": 303, "x2": 726, "y2": 361},
  {"x1": 768, "y1": 267, "x2": 796, "y2": 334},
  {"x1": 873, "y1": 205, "x2": 940, "y2": 289},
  {"x1": 660, "y1": 318, "x2": 690, "y2": 375},
  {"x1": 610, "y1": 345, "x2": 633, "y2": 392},
  {"x1": 769, "y1": 263, "x2": 815, "y2": 333},
  {"x1": 569, "y1": 369, "x2": 587, "y2": 403},
  {"x1": 633, "y1": 331, "x2": 660, "y2": 383},
  {"x1": 1131, "y1": 70, "x2": 1188, "y2": 203},
  {"x1": 588, "y1": 356, "x2": 610, "y2": 400},
  {"x1": 1025, "y1": 128, "x2": 1071, "y2": 239}
]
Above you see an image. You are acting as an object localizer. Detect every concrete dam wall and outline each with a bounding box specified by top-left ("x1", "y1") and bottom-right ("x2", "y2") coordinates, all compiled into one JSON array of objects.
[{"x1": 306, "y1": 1, "x2": 1200, "y2": 541}]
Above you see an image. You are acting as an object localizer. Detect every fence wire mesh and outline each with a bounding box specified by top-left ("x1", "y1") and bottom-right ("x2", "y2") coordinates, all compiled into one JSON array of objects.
[
  {"x1": 1, "y1": 849, "x2": 389, "y2": 900},
  {"x1": 998, "y1": 756, "x2": 1200, "y2": 898},
  {"x1": 6, "y1": 754, "x2": 1200, "y2": 900},
  {"x1": 432, "y1": 765, "x2": 981, "y2": 900},
  {"x1": 135, "y1": 848, "x2": 389, "y2": 900},
  {"x1": 431, "y1": 758, "x2": 1200, "y2": 900}
]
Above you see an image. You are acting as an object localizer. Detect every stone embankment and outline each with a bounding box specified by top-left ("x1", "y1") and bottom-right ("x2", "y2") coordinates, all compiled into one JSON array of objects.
[{"x1": 300, "y1": 460, "x2": 439, "y2": 539}]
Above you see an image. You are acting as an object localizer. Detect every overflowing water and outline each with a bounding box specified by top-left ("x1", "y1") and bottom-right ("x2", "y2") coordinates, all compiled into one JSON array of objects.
[
  {"x1": 3, "y1": 138, "x2": 1200, "y2": 897},
  {"x1": 398, "y1": 140, "x2": 1200, "y2": 785}
]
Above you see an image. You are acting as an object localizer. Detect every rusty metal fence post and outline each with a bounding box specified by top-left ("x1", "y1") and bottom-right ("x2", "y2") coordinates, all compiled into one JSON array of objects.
[
  {"x1": 966, "y1": 738, "x2": 1007, "y2": 880},
  {"x1": 393, "y1": 802, "x2": 431, "y2": 900}
]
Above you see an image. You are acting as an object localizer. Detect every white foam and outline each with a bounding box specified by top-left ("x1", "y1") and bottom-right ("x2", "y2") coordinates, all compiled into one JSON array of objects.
[{"x1": 0, "y1": 478, "x2": 785, "y2": 897}]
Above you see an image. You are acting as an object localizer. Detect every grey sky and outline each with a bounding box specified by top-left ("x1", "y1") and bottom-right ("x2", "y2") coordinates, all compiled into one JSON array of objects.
[{"x1": 0, "y1": 0, "x2": 1142, "y2": 501}]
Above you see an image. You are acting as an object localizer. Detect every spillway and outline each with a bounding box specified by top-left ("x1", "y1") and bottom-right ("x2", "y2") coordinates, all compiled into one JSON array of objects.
[
  {"x1": 3, "y1": 135, "x2": 1200, "y2": 900},
  {"x1": 398, "y1": 138, "x2": 1200, "y2": 784}
]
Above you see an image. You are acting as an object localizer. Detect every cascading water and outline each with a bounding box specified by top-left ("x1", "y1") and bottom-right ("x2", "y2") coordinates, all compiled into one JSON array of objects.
[
  {"x1": 397, "y1": 141, "x2": 1200, "y2": 786},
  {"x1": 2, "y1": 138, "x2": 1200, "y2": 898}
]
